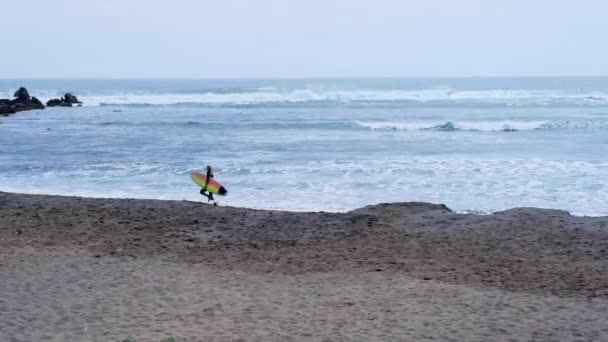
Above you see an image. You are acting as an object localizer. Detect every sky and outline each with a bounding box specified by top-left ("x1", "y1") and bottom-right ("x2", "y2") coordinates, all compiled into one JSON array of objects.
[{"x1": 1, "y1": 0, "x2": 607, "y2": 78}]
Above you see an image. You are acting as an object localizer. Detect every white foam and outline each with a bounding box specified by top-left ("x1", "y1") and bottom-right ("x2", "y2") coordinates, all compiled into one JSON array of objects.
[
  {"x1": 355, "y1": 120, "x2": 552, "y2": 131},
  {"x1": 4, "y1": 158, "x2": 607, "y2": 216},
  {"x1": 3, "y1": 86, "x2": 608, "y2": 107},
  {"x1": 5, "y1": 88, "x2": 602, "y2": 107}
]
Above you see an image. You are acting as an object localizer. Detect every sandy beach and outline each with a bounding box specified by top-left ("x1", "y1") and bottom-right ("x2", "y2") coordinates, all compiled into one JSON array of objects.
[{"x1": 1, "y1": 191, "x2": 607, "y2": 341}]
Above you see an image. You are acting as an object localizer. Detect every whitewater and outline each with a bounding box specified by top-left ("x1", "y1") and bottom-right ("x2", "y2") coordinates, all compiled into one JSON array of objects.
[{"x1": 1, "y1": 78, "x2": 608, "y2": 215}]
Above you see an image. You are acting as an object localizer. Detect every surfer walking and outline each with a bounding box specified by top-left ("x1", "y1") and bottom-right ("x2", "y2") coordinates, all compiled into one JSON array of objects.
[
  {"x1": 200, "y1": 165, "x2": 216, "y2": 204},
  {"x1": 192, "y1": 164, "x2": 226, "y2": 206}
]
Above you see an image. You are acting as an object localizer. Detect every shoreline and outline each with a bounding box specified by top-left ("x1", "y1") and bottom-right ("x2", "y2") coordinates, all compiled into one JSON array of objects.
[
  {"x1": 2, "y1": 189, "x2": 607, "y2": 218},
  {"x1": 2, "y1": 191, "x2": 608, "y2": 340}
]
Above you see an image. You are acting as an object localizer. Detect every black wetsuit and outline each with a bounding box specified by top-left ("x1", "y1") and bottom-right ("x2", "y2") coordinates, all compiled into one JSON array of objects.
[{"x1": 200, "y1": 168, "x2": 214, "y2": 202}]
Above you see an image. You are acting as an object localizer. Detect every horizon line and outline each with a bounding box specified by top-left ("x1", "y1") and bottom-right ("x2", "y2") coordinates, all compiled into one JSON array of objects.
[{"x1": 2, "y1": 75, "x2": 608, "y2": 81}]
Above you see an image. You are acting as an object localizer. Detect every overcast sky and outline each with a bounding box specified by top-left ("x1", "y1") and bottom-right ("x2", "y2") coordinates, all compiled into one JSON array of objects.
[{"x1": 1, "y1": 0, "x2": 607, "y2": 78}]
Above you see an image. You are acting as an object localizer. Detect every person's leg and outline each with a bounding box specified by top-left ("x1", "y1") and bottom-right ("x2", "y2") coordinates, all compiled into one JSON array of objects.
[{"x1": 200, "y1": 189, "x2": 212, "y2": 201}]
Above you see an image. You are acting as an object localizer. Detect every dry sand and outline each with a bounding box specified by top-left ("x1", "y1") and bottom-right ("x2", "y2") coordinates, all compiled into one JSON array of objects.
[{"x1": 1, "y1": 191, "x2": 607, "y2": 341}]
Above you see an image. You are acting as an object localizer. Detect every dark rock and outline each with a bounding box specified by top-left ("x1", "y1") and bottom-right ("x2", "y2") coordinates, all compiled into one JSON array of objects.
[
  {"x1": 46, "y1": 98, "x2": 60, "y2": 106},
  {"x1": 30, "y1": 97, "x2": 45, "y2": 110},
  {"x1": 46, "y1": 98, "x2": 72, "y2": 107},
  {"x1": 0, "y1": 87, "x2": 46, "y2": 114},
  {"x1": 13, "y1": 87, "x2": 30, "y2": 100},
  {"x1": 12, "y1": 103, "x2": 28, "y2": 111},
  {"x1": 46, "y1": 93, "x2": 82, "y2": 107},
  {"x1": 64, "y1": 93, "x2": 82, "y2": 104},
  {"x1": 0, "y1": 105, "x2": 16, "y2": 115},
  {"x1": 11, "y1": 97, "x2": 27, "y2": 105}
]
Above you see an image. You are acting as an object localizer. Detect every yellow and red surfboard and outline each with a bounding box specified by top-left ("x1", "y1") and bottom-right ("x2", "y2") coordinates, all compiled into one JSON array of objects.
[{"x1": 191, "y1": 172, "x2": 228, "y2": 195}]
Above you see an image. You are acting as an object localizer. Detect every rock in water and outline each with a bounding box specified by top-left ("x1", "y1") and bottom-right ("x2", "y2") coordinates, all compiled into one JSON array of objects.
[
  {"x1": 46, "y1": 93, "x2": 82, "y2": 107},
  {"x1": 30, "y1": 97, "x2": 45, "y2": 109},
  {"x1": 63, "y1": 93, "x2": 82, "y2": 104},
  {"x1": 0, "y1": 105, "x2": 16, "y2": 115},
  {"x1": 12, "y1": 103, "x2": 28, "y2": 112},
  {"x1": 13, "y1": 87, "x2": 30, "y2": 100},
  {"x1": 46, "y1": 98, "x2": 72, "y2": 107},
  {"x1": 0, "y1": 87, "x2": 46, "y2": 114}
]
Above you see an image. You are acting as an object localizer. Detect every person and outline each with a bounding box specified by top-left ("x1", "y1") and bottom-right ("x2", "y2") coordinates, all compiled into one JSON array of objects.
[{"x1": 200, "y1": 165, "x2": 216, "y2": 204}]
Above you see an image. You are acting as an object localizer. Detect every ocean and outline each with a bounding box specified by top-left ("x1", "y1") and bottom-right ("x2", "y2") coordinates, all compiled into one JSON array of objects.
[{"x1": 1, "y1": 78, "x2": 608, "y2": 215}]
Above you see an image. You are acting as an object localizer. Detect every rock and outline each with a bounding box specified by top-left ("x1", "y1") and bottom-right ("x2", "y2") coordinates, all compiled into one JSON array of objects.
[
  {"x1": 63, "y1": 93, "x2": 81, "y2": 104},
  {"x1": 46, "y1": 98, "x2": 72, "y2": 107},
  {"x1": 13, "y1": 87, "x2": 30, "y2": 100},
  {"x1": 0, "y1": 105, "x2": 16, "y2": 115},
  {"x1": 46, "y1": 93, "x2": 82, "y2": 107},
  {"x1": 30, "y1": 97, "x2": 45, "y2": 110},
  {"x1": 12, "y1": 103, "x2": 28, "y2": 111},
  {"x1": 0, "y1": 87, "x2": 45, "y2": 114}
]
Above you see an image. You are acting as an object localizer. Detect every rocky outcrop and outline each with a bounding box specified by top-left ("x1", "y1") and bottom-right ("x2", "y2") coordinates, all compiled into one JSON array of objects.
[
  {"x1": 0, "y1": 87, "x2": 84, "y2": 116},
  {"x1": 31, "y1": 97, "x2": 44, "y2": 108},
  {"x1": 13, "y1": 87, "x2": 30, "y2": 100},
  {"x1": 46, "y1": 93, "x2": 83, "y2": 107},
  {"x1": 46, "y1": 98, "x2": 73, "y2": 107},
  {"x1": 0, "y1": 87, "x2": 45, "y2": 115},
  {"x1": 0, "y1": 103, "x2": 16, "y2": 115},
  {"x1": 64, "y1": 93, "x2": 81, "y2": 104}
]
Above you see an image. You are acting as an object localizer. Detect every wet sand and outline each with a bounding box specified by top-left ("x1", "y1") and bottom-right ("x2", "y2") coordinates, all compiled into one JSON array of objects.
[{"x1": 1, "y1": 192, "x2": 607, "y2": 341}]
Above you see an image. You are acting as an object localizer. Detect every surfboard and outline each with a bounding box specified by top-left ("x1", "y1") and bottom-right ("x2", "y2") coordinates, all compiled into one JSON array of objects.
[{"x1": 191, "y1": 172, "x2": 228, "y2": 195}]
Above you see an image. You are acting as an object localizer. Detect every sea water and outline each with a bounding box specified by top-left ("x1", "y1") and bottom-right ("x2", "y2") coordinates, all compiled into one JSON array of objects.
[{"x1": 1, "y1": 78, "x2": 608, "y2": 215}]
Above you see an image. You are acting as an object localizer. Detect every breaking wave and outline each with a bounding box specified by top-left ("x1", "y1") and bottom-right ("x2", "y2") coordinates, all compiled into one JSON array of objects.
[
  {"x1": 90, "y1": 119, "x2": 608, "y2": 132},
  {"x1": 64, "y1": 88, "x2": 608, "y2": 107},
  {"x1": 355, "y1": 120, "x2": 608, "y2": 132}
]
